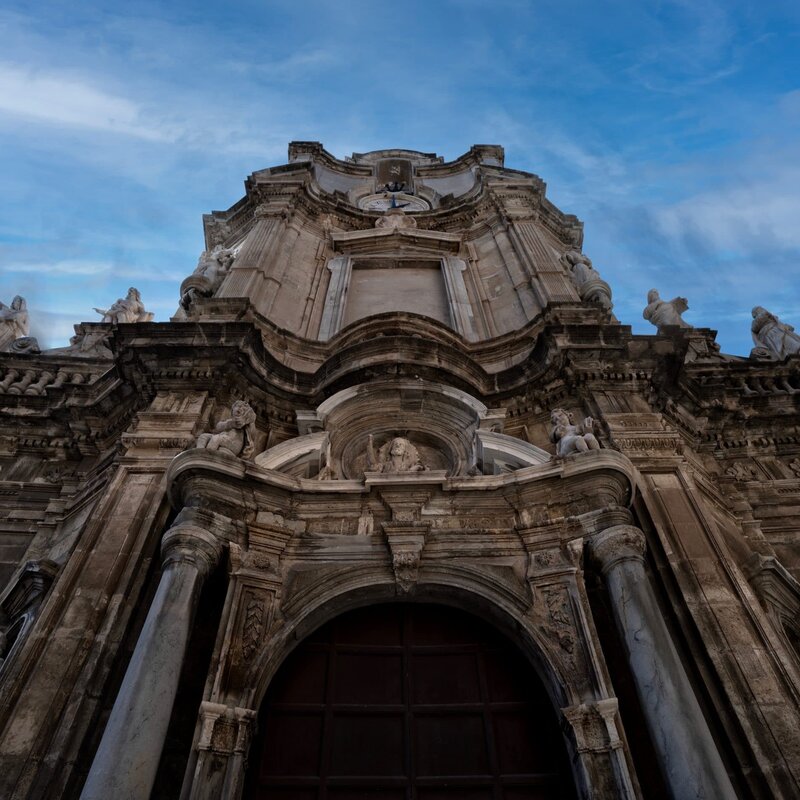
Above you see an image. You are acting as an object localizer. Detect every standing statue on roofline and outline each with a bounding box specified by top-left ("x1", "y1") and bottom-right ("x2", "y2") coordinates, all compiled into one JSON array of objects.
[
  {"x1": 94, "y1": 287, "x2": 154, "y2": 324},
  {"x1": 643, "y1": 289, "x2": 690, "y2": 330},
  {"x1": 751, "y1": 306, "x2": 800, "y2": 359},
  {"x1": 0, "y1": 295, "x2": 30, "y2": 350}
]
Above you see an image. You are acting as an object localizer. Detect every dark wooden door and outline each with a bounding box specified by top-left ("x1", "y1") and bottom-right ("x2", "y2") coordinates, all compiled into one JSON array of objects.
[{"x1": 246, "y1": 604, "x2": 576, "y2": 800}]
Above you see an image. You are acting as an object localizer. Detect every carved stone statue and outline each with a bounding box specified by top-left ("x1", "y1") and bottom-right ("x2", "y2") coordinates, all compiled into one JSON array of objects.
[
  {"x1": 94, "y1": 287, "x2": 154, "y2": 324},
  {"x1": 562, "y1": 251, "x2": 612, "y2": 310},
  {"x1": 0, "y1": 296, "x2": 30, "y2": 350},
  {"x1": 643, "y1": 289, "x2": 690, "y2": 330},
  {"x1": 549, "y1": 408, "x2": 600, "y2": 457},
  {"x1": 180, "y1": 245, "x2": 236, "y2": 310},
  {"x1": 367, "y1": 435, "x2": 427, "y2": 473},
  {"x1": 195, "y1": 400, "x2": 257, "y2": 459},
  {"x1": 751, "y1": 306, "x2": 800, "y2": 359}
]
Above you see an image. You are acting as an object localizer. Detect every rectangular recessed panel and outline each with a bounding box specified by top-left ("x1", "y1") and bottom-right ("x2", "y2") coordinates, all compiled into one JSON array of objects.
[
  {"x1": 414, "y1": 714, "x2": 489, "y2": 776},
  {"x1": 411, "y1": 653, "x2": 481, "y2": 704},
  {"x1": 503, "y1": 787, "x2": 561, "y2": 800},
  {"x1": 329, "y1": 714, "x2": 405, "y2": 776},
  {"x1": 334, "y1": 653, "x2": 403, "y2": 704},
  {"x1": 483, "y1": 649, "x2": 535, "y2": 703},
  {"x1": 342, "y1": 262, "x2": 450, "y2": 328},
  {"x1": 261, "y1": 713, "x2": 323, "y2": 776},
  {"x1": 269, "y1": 648, "x2": 328, "y2": 704},
  {"x1": 256, "y1": 789, "x2": 317, "y2": 800},
  {"x1": 417, "y1": 790, "x2": 493, "y2": 799},
  {"x1": 493, "y1": 711, "x2": 559, "y2": 775},
  {"x1": 328, "y1": 790, "x2": 406, "y2": 800},
  {"x1": 335, "y1": 605, "x2": 404, "y2": 645}
]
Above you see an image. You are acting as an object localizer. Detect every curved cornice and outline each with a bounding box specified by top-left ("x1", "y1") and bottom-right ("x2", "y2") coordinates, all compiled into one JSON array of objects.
[{"x1": 166, "y1": 446, "x2": 637, "y2": 517}]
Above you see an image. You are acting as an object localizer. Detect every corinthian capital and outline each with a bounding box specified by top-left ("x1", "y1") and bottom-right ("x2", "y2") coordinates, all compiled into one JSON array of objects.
[{"x1": 589, "y1": 525, "x2": 646, "y2": 574}]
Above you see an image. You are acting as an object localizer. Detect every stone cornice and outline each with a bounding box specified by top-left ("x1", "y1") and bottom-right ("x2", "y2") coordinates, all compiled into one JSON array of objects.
[{"x1": 165, "y1": 447, "x2": 637, "y2": 524}]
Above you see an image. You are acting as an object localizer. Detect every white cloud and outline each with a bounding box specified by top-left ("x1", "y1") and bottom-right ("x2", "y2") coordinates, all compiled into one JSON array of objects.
[
  {"x1": 652, "y1": 165, "x2": 800, "y2": 252},
  {"x1": 0, "y1": 63, "x2": 176, "y2": 141}
]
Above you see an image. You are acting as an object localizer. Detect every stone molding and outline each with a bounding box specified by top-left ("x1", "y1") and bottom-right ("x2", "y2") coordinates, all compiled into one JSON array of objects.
[
  {"x1": 197, "y1": 702, "x2": 257, "y2": 756},
  {"x1": 161, "y1": 524, "x2": 224, "y2": 577},
  {"x1": 589, "y1": 525, "x2": 647, "y2": 574}
]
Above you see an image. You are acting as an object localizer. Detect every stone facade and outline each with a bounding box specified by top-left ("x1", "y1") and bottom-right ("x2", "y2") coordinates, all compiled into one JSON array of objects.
[{"x1": 0, "y1": 143, "x2": 798, "y2": 799}]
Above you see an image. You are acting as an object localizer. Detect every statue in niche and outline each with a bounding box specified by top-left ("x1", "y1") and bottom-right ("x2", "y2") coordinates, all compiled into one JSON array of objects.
[
  {"x1": 180, "y1": 245, "x2": 236, "y2": 310},
  {"x1": 0, "y1": 296, "x2": 29, "y2": 350},
  {"x1": 94, "y1": 287, "x2": 154, "y2": 324},
  {"x1": 562, "y1": 250, "x2": 613, "y2": 310},
  {"x1": 367, "y1": 435, "x2": 427, "y2": 473},
  {"x1": 195, "y1": 400, "x2": 257, "y2": 459},
  {"x1": 642, "y1": 289, "x2": 690, "y2": 330},
  {"x1": 751, "y1": 306, "x2": 800, "y2": 359},
  {"x1": 549, "y1": 408, "x2": 600, "y2": 457}
]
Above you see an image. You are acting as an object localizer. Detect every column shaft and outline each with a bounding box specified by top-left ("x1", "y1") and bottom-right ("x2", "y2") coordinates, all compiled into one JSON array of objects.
[
  {"x1": 592, "y1": 525, "x2": 736, "y2": 800},
  {"x1": 81, "y1": 526, "x2": 221, "y2": 800}
]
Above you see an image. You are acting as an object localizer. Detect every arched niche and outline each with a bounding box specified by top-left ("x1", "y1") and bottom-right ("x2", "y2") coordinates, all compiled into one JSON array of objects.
[{"x1": 243, "y1": 601, "x2": 578, "y2": 800}]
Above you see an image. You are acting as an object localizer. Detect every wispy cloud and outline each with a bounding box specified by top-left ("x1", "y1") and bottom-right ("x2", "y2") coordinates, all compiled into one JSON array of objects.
[{"x1": 0, "y1": 63, "x2": 177, "y2": 141}]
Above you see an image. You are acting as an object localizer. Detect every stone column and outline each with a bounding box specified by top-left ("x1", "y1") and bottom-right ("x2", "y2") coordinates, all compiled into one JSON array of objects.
[
  {"x1": 589, "y1": 525, "x2": 736, "y2": 800},
  {"x1": 81, "y1": 524, "x2": 223, "y2": 800}
]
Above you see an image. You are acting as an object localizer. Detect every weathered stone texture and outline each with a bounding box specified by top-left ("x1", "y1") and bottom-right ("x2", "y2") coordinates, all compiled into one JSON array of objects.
[{"x1": 0, "y1": 143, "x2": 798, "y2": 799}]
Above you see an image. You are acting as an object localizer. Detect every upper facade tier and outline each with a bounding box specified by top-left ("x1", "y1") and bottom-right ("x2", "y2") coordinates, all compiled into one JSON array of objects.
[{"x1": 187, "y1": 142, "x2": 611, "y2": 343}]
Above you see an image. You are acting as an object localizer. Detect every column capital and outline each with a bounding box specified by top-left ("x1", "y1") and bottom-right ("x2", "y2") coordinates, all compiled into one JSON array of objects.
[
  {"x1": 161, "y1": 524, "x2": 223, "y2": 578},
  {"x1": 589, "y1": 524, "x2": 646, "y2": 574}
]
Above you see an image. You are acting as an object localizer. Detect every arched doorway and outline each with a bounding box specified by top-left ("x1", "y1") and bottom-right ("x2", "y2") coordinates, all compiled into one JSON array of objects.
[{"x1": 245, "y1": 603, "x2": 577, "y2": 799}]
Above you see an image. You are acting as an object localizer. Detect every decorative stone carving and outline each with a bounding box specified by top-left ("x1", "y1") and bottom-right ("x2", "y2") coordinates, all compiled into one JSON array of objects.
[
  {"x1": 726, "y1": 462, "x2": 758, "y2": 481},
  {"x1": 751, "y1": 306, "x2": 800, "y2": 359},
  {"x1": 383, "y1": 522, "x2": 427, "y2": 594},
  {"x1": 8, "y1": 336, "x2": 40, "y2": 355},
  {"x1": 367, "y1": 435, "x2": 428, "y2": 473},
  {"x1": 643, "y1": 288, "x2": 690, "y2": 330},
  {"x1": 93, "y1": 287, "x2": 154, "y2": 324},
  {"x1": 589, "y1": 525, "x2": 646, "y2": 573},
  {"x1": 543, "y1": 586, "x2": 576, "y2": 655},
  {"x1": 180, "y1": 245, "x2": 236, "y2": 310},
  {"x1": 562, "y1": 250, "x2": 613, "y2": 310},
  {"x1": 788, "y1": 458, "x2": 800, "y2": 478},
  {"x1": 195, "y1": 400, "x2": 257, "y2": 459},
  {"x1": 240, "y1": 597, "x2": 265, "y2": 662},
  {"x1": 375, "y1": 207, "x2": 417, "y2": 230},
  {"x1": 549, "y1": 409, "x2": 600, "y2": 456},
  {"x1": 0, "y1": 295, "x2": 29, "y2": 351}
]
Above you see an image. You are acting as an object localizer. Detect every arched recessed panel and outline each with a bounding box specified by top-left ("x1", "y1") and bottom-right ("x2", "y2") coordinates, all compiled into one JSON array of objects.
[{"x1": 245, "y1": 604, "x2": 576, "y2": 799}]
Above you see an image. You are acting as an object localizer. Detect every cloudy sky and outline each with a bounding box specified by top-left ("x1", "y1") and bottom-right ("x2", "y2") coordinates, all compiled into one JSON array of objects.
[{"x1": 0, "y1": 0, "x2": 798, "y2": 355}]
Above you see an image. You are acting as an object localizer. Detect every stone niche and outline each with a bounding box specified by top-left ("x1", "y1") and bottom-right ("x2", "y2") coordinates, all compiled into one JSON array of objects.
[{"x1": 256, "y1": 380, "x2": 549, "y2": 480}]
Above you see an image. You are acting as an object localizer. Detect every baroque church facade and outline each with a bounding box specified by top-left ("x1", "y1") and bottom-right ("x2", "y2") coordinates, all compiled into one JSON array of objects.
[{"x1": 0, "y1": 143, "x2": 799, "y2": 799}]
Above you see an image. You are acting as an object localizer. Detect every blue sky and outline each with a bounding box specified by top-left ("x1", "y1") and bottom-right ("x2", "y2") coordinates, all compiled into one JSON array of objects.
[{"x1": 0, "y1": 0, "x2": 798, "y2": 355}]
